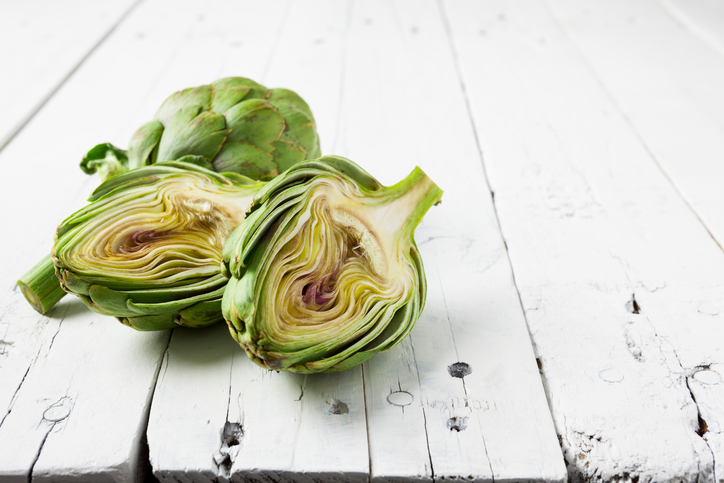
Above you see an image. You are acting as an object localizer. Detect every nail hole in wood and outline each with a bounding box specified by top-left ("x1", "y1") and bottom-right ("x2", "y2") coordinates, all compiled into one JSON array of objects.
[
  {"x1": 222, "y1": 422, "x2": 242, "y2": 447},
  {"x1": 328, "y1": 399, "x2": 349, "y2": 415},
  {"x1": 625, "y1": 294, "x2": 641, "y2": 314},
  {"x1": 447, "y1": 416, "x2": 468, "y2": 432},
  {"x1": 448, "y1": 362, "x2": 472, "y2": 378},
  {"x1": 696, "y1": 414, "x2": 709, "y2": 437}
]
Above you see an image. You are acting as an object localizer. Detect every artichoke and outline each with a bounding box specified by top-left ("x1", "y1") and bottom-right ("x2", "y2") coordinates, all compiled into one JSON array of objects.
[
  {"x1": 80, "y1": 77, "x2": 321, "y2": 182},
  {"x1": 222, "y1": 156, "x2": 443, "y2": 373},
  {"x1": 19, "y1": 76, "x2": 319, "y2": 315},
  {"x1": 52, "y1": 161, "x2": 264, "y2": 330}
]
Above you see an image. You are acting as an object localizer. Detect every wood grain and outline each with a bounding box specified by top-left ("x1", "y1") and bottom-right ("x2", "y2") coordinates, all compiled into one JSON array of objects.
[
  {"x1": 444, "y1": 0, "x2": 724, "y2": 480},
  {"x1": 0, "y1": 0, "x2": 139, "y2": 150}
]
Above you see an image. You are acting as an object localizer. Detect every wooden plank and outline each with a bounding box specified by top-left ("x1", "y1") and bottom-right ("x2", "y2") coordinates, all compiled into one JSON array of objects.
[
  {"x1": 660, "y1": 0, "x2": 724, "y2": 56},
  {"x1": 546, "y1": 0, "x2": 724, "y2": 248},
  {"x1": 227, "y1": 3, "x2": 370, "y2": 479},
  {"x1": 337, "y1": 1, "x2": 566, "y2": 481},
  {"x1": 0, "y1": 0, "x2": 231, "y2": 481},
  {"x1": 544, "y1": 0, "x2": 724, "y2": 478},
  {"x1": 144, "y1": 1, "x2": 370, "y2": 481},
  {"x1": 148, "y1": 324, "x2": 236, "y2": 483},
  {"x1": 0, "y1": 0, "x2": 138, "y2": 150},
  {"x1": 443, "y1": 0, "x2": 724, "y2": 480}
]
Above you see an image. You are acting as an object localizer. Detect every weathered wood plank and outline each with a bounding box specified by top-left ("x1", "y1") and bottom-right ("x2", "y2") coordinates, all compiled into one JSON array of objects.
[
  {"x1": 227, "y1": 3, "x2": 370, "y2": 480},
  {"x1": 338, "y1": 0, "x2": 566, "y2": 481},
  {"x1": 547, "y1": 0, "x2": 724, "y2": 248},
  {"x1": 145, "y1": 1, "x2": 369, "y2": 481},
  {"x1": 0, "y1": 0, "x2": 138, "y2": 150},
  {"x1": 0, "y1": 0, "x2": 229, "y2": 481},
  {"x1": 444, "y1": 0, "x2": 724, "y2": 480},
  {"x1": 660, "y1": 0, "x2": 724, "y2": 56}
]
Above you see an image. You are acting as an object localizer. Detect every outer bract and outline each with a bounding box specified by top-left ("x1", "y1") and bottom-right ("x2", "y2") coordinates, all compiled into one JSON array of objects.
[
  {"x1": 80, "y1": 77, "x2": 321, "y2": 182},
  {"x1": 54, "y1": 161, "x2": 264, "y2": 330},
  {"x1": 222, "y1": 156, "x2": 443, "y2": 373}
]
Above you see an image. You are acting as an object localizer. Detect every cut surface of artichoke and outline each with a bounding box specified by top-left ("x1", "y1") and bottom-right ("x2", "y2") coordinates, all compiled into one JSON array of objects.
[
  {"x1": 54, "y1": 161, "x2": 263, "y2": 330},
  {"x1": 222, "y1": 156, "x2": 443, "y2": 373}
]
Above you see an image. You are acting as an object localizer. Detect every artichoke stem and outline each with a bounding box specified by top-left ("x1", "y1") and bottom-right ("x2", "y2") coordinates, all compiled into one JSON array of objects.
[
  {"x1": 17, "y1": 254, "x2": 66, "y2": 314},
  {"x1": 379, "y1": 167, "x2": 443, "y2": 238}
]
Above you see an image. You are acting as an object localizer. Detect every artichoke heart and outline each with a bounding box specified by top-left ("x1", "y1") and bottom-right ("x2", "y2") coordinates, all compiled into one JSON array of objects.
[
  {"x1": 222, "y1": 156, "x2": 443, "y2": 373},
  {"x1": 53, "y1": 161, "x2": 264, "y2": 330}
]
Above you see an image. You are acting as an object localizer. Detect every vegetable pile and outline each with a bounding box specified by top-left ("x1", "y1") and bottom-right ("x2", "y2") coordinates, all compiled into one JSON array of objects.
[{"x1": 18, "y1": 77, "x2": 442, "y2": 374}]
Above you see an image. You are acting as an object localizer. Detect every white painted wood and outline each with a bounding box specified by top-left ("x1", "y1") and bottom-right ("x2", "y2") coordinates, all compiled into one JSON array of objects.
[
  {"x1": 0, "y1": 0, "x2": 138, "y2": 150},
  {"x1": 546, "y1": 0, "x2": 724, "y2": 250},
  {"x1": 227, "y1": 4, "x2": 370, "y2": 480},
  {"x1": 9, "y1": 0, "x2": 723, "y2": 481},
  {"x1": 227, "y1": 351, "x2": 368, "y2": 482},
  {"x1": 148, "y1": 323, "x2": 236, "y2": 483},
  {"x1": 0, "y1": 297, "x2": 169, "y2": 483},
  {"x1": 144, "y1": 1, "x2": 372, "y2": 481},
  {"x1": 337, "y1": 1, "x2": 566, "y2": 481},
  {"x1": 660, "y1": 0, "x2": 724, "y2": 56},
  {"x1": 444, "y1": 0, "x2": 724, "y2": 480},
  {"x1": 0, "y1": 0, "x2": 230, "y2": 481}
]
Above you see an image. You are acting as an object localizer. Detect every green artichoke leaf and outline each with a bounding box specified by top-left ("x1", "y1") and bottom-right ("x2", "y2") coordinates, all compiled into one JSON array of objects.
[
  {"x1": 212, "y1": 142, "x2": 278, "y2": 180},
  {"x1": 156, "y1": 105, "x2": 228, "y2": 162},
  {"x1": 211, "y1": 85, "x2": 253, "y2": 114},
  {"x1": 269, "y1": 88, "x2": 315, "y2": 122},
  {"x1": 80, "y1": 143, "x2": 129, "y2": 181},
  {"x1": 154, "y1": 84, "x2": 213, "y2": 125},
  {"x1": 121, "y1": 313, "x2": 177, "y2": 331},
  {"x1": 57, "y1": 268, "x2": 92, "y2": 296},
  {"x1": 175, "y1": 155, "x2": 214, "y2": 170},
  {"x1": 225, "y1": 99, "x2": 284, "y2": 152},
  {"x1": 267, "y1": 96, "x2": 319, "y2": 158},
  {"x1": 221, "y1": 155, "x2": 443, "y2": 373},
  {"x1": 214, "y1": 77, "x2": 270, "y2": 100},
  {"x1": 54, "y1": 163, "x2": 265, "y2": 330},
  {"x1": 270, "y1": 140, "x2": 306, "y2": 173},
  {"x1": 177, "y1": 298, "x2": 225, "y2": 328},
  {"x1": 125, "y1": 284, "x2": 226, "y2": 315},
  {"x1": 127, "y1": 120, "x2": 164, "y2": 170}
]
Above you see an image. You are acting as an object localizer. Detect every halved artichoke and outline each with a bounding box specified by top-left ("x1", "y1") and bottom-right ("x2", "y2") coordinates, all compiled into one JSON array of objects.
[
  {"x1": 222, "y1": 156, "x2": 443, "y2": 373},
  {"x1": 53, "y1": 161, "x2": 264, "y2": 330},
  {"x1": 81, "y1": 77, "x2": 321, "y2": 182}
]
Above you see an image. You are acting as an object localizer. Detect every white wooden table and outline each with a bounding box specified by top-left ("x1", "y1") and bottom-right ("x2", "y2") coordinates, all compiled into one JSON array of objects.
[{"x1": 1, "y1": 0, "x2": 723, "y2": 481}]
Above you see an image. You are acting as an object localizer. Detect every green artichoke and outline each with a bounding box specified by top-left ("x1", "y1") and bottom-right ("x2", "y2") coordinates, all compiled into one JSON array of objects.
[
  {"x1": 80, "y1": 77, "x2": 321, "y2": 182},
  {"x1": 53, "y1": 161, "x2": 264, "y2": 330},
  {"x1": 222, "y1": 156, "x2": 443, "y2": 373},
  {"x1": 19, "y1": 77, "x2": 320, "y2": 316}
]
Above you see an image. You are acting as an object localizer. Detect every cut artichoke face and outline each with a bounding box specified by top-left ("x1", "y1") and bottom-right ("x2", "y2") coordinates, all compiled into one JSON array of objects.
[
  {"x1": 81, "y1": 77, "x2": 321, "y2": 182},
  {"x1": 54, "y1": 161, "x2": 264, "y2": 331},
  {"x1": 222, "y1": 156, "x2": 443, "y2": 373}
]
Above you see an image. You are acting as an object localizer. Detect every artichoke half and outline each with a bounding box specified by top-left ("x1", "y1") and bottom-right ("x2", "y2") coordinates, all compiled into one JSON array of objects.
[
  {"x1": 222, "y1": 156, "x2": 443, "y2": 373},
  {"x1": 81, "y1": 77, "x2": 321, "y2": 182},
  {"x1": 53, "y1": 161, "x2": 263, "y2": 330}
]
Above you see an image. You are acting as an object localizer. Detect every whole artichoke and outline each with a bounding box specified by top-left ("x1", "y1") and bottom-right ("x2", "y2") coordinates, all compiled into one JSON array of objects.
[
  {"x1": 222, "y1": 156, "x2": 443, "y2": 373},
  {"x1": 80, "y1": 77, "x2": 321, "y2": 182},
  {"x1": 53, "y1": 161, "x2": 263, "y2": 330}
]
